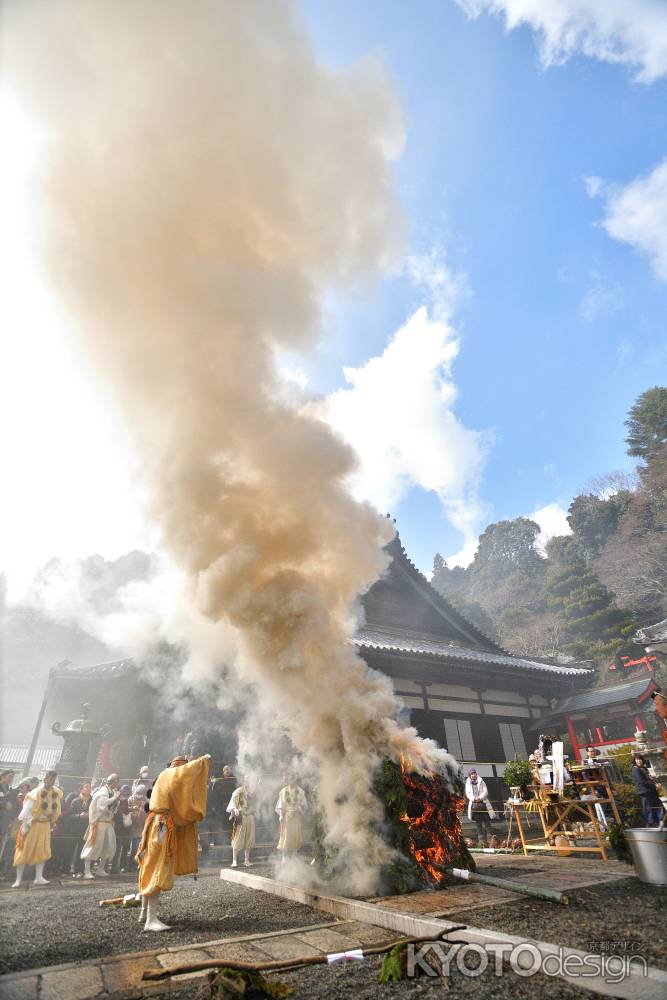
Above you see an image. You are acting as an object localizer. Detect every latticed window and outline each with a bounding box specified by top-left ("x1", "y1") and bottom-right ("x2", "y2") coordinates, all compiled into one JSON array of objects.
[
  {"x1": 499, "y1": 722, "x2": 527, "y2": 759},
  {"x1": 444, "y1": 718, "x2": 476, "y2": 760}
]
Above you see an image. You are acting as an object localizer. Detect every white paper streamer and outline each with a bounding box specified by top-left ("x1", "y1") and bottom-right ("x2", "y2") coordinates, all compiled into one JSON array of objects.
[
  {"x1": 552, "y1": 741, "x2": 564, "y2": 794},
  {"x1": 327, "y1": 949, "x2": 364, "y2": 964},
  {"x1": 451, "y1": 867, "x2": 470, "y2": 879}
]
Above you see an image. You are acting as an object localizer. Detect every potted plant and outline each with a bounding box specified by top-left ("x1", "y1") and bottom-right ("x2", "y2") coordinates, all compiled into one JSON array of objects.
[{"x1": 503, "y1": 758, "x2": 533, "y2": 800}]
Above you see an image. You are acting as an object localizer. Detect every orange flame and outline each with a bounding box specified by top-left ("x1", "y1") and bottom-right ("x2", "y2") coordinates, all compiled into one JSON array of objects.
[{"x1": 399, "y1": 754, "x2": 465, "y2": 886}]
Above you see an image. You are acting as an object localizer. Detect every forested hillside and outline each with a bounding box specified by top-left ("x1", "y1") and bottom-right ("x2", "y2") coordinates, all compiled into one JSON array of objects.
[{"x1": 432, "y1": 387, "x2": 667, "y2": 678}]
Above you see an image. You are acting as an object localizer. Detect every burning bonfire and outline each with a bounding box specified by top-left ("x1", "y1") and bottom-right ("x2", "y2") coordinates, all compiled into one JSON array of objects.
[
  {"x1": 400, "y1": 756, "x2": 471, "y2": 885},
  {"x1": 371, "y1": 757, "x2": 474, "y2": 894}
]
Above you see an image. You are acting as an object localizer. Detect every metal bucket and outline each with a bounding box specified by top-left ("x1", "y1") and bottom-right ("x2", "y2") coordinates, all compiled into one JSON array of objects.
[{"x1": 625, "y1": 828, "x2": 667, "y2": 885}]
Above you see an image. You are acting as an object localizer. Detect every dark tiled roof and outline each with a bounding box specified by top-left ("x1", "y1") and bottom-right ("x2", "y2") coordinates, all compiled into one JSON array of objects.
[
  {"x1": 354, "y1": 625, "x2": 592, "y2": 677},
  {"x1": 386, "y1": 534, "x2": 507, "y2": 655},
  {"x1": 52, "y1": 659, "x2": 136, "y2": 680},
  {"x1": 548, "y1": 677, "x2": 655, "y2": 715},
  {"x1": 635, "y1": 619, "x2": 667, "y2": 643}
]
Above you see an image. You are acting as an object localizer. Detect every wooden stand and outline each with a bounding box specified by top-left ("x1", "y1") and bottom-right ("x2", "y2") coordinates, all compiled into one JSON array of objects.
[{"x1": 510, "y1": 764, "x2": 622, "y2": 861}]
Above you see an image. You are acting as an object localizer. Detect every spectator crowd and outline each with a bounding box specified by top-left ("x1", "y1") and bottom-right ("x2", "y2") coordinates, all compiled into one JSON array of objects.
[
  {"x1": 0, "y1": 765, "x2": 153, "y2": 880},
  {"x1": 0, "y1": 761, "x2": 281, "y2": 881},
  {"x1": 3, "y1": 753, "x2": 661, "y2": 883}
]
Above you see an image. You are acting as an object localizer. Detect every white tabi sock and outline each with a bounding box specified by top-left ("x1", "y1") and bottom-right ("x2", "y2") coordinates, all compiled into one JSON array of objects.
[
  {"x1": 231, "y1": 850, "x2": 238, "y2": 867},
  {"x1": 12, "y1": 865, "x2": 25, "y2": 888},
  {"x1": 144, "y1": 893, "x2": 170, "y2": 932},
  {"x1": 34, "y1": 861, "x2": 49, "y2": 885}
]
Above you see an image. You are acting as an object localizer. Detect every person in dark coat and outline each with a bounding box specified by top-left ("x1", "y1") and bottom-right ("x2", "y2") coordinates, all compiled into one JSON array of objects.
[
  {"x1": 112, "y1": 785, "x2": 133, "y2": 872},
  {"x1": 631, "y1": 755, "x2": 665, "y2": 827},
  {"x1": 210, "y1": 766, "x2": 237, "y2": 844},
  {"x1": 65, "y1": 783, "x2": 92, "y2": 876},
  {"x1": 0, "y1": 771, "x2": 16, "y2": 873},
  {"x1": 47, "y1": 793, "x2": 72, "y2": 876}
]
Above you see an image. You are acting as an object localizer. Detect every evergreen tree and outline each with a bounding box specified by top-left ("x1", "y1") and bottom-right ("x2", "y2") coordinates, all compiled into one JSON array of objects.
[
  {"x1": 431, "y1": 553, "x2": 468, "y2": 604},
  {"x1": 546, "y1": 537, "x2": 638, "y2": 663},
  {"x1": 595, "y1": 444, "x2": 667, "y2": 621},
  {"x1": 625, "y1": 386, "x2": 667, "y2": 463},
  {"x1": 432, "y1": 552, "x2": 446, "y2": 587},
  {"x1": 567, "y1": 491, "x2": 632, "y2": 559},
  {"x1": 431, "y1": 554, "x2": 499, "y2": 640},
  {"x1": 471, "y1": 518, "x2": 543, "y2": 574}
]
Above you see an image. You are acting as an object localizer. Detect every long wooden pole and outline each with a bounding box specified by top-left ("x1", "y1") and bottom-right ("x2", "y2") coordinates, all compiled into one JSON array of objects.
[
  {"x1": 142, "y1": 927, "x2": 468, "y2": 980},
  {"x1": 437, "y1": 864, "x2": 568, "y2": 905}
]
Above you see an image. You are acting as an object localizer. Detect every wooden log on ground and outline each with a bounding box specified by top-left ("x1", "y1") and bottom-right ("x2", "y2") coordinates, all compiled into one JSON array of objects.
[
  {"x1": 437, "y1": 864, "x2": 568, "y2": 905},
  {"x1": 141, "y1": 926, "x2": 467, "y2": 980}
]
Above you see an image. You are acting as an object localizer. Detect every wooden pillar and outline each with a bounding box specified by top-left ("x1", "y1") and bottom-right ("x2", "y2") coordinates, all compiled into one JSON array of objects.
[{"x1": 565, "y1": 715, "x2": 582, "y2": 762}]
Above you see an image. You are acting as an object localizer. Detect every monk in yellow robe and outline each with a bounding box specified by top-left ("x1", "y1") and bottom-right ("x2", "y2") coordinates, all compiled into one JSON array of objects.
[
  {"x1": 136, "y1": 754, "x2": 209, "y2": 931},
  {"x1": 13, "y1": 771, "x2": 63, "y2": 887}
]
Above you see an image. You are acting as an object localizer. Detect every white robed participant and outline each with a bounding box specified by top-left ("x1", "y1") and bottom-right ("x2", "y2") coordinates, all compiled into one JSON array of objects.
[
  {"x1": 81, "y1": 775, "x2": 120, "y2": 878},
  {"x1": 464, "y1": 768, "x2": 495, "y2": 843},
  {"x1": 227, "y1": 783, "x2": 256, "y2": 868},
  {"x1": 276, "y1": 779, "x2": 306, "y2": 860}
]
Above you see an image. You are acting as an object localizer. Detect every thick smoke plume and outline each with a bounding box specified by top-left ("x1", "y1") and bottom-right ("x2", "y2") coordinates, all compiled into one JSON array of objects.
[{"x1": 6, "y1": 0, "x2": 455, "y2": 891}]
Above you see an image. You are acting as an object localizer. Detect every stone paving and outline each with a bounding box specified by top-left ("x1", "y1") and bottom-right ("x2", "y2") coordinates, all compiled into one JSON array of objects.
[
  {"x1": 369, "y1": 852, "x2": 634, "y2": 917},
  {"x1": 0, "y1": 854, "x2": 646, "y2": 999},
  {"x1": 0, "y1": 919, "x2": 402, "y2": 999}
]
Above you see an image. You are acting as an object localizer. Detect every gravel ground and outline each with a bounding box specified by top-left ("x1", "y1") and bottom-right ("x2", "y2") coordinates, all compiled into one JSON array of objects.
[
  {"x1": 0, "y1": 871, "x2": 325, "y2": 975},
  {"x1": 3, "y1": 866, "x2": 664, "y2": 998},
  {"x1": 446, "y1": 875, "x2": 667, "y2": 969},
  {"x1": 279, "y1": 956, "x2": 599, "y2": 999},
  {"x1": 173, "y1": 955, "x2": 597, "y2": 999}
]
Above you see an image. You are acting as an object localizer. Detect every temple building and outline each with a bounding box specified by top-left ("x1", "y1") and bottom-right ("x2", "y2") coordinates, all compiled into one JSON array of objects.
[
  {"x1": 14, "y1": 537, "x2": 597, "y2": 802},
  {"x1": 357, "y1": 538, "x2": 592, "y2": 800},
  {"x1": 518, "y1": 617, "x2": 666, "y2": 763},
  {"x1": 635, "y1": 618, "x2": 667, "y2": 656},
  {"x1": 528, "y1": 676, "x2": 658, "y2": 762}
]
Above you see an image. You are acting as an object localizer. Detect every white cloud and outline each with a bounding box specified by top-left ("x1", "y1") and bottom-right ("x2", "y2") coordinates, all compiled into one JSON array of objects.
[
  {"x1": 458, "y1": 0, "x2": 667, "y2": 82},
  {"x1": 441, "y1": 501, "x2": 571, "y2": 569},
  {"x1": 583, "y1": 175, "x2": 603, "y2": 198},
  {"x1": 445, "y1": 536, "x2": 480, "y2": 569},
  {"x1": 587, "y1": 158, "x2": 667, "y2": 281},
  {"x1": 529, "y1": 501, "x2": 571, "y2": 551},
  {"x1": 406, "y1": 248, "x2": 468, "y2": 320},
  {"x1": 319, "y1": 256, "x2": 489, "y2": 561},
  {"x1": 578, "y1": 270, "x2": 623, "y2": 324},
  {"x1": 615, "y1": 337, "x2": 634, "y2": 367}
]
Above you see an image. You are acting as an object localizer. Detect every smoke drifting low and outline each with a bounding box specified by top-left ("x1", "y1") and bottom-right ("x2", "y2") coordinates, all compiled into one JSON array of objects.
[{"x1": 7, "y1": 0, "x2": 455, "y2": 891}]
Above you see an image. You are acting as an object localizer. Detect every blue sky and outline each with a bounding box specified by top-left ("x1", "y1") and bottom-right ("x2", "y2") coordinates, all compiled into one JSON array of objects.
[
  {"x1": 2, "y1": 0, "x2": 666, "y2": 594},
  {"x1": 298, "y1": 0, "x2": 667, "y2": 573}
]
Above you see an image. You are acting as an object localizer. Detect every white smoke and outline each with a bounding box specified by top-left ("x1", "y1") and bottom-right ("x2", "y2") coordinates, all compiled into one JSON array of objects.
[{"x1": 5, "y1": 0, "x2": 457, "y2": 892}]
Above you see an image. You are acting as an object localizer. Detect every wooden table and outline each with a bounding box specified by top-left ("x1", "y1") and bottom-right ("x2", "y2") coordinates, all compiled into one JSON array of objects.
[
  {"x1": 511, "y1": 798, "x2": 611, "y2": 859},
  {"x1": 510, "y1": 767, "x2": 622, "y2": 861}
]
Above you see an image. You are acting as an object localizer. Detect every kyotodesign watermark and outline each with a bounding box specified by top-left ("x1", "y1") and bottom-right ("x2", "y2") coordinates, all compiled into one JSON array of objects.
[{"x1": 407, "y1": 940, "x2": 648, "y2": 984}]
